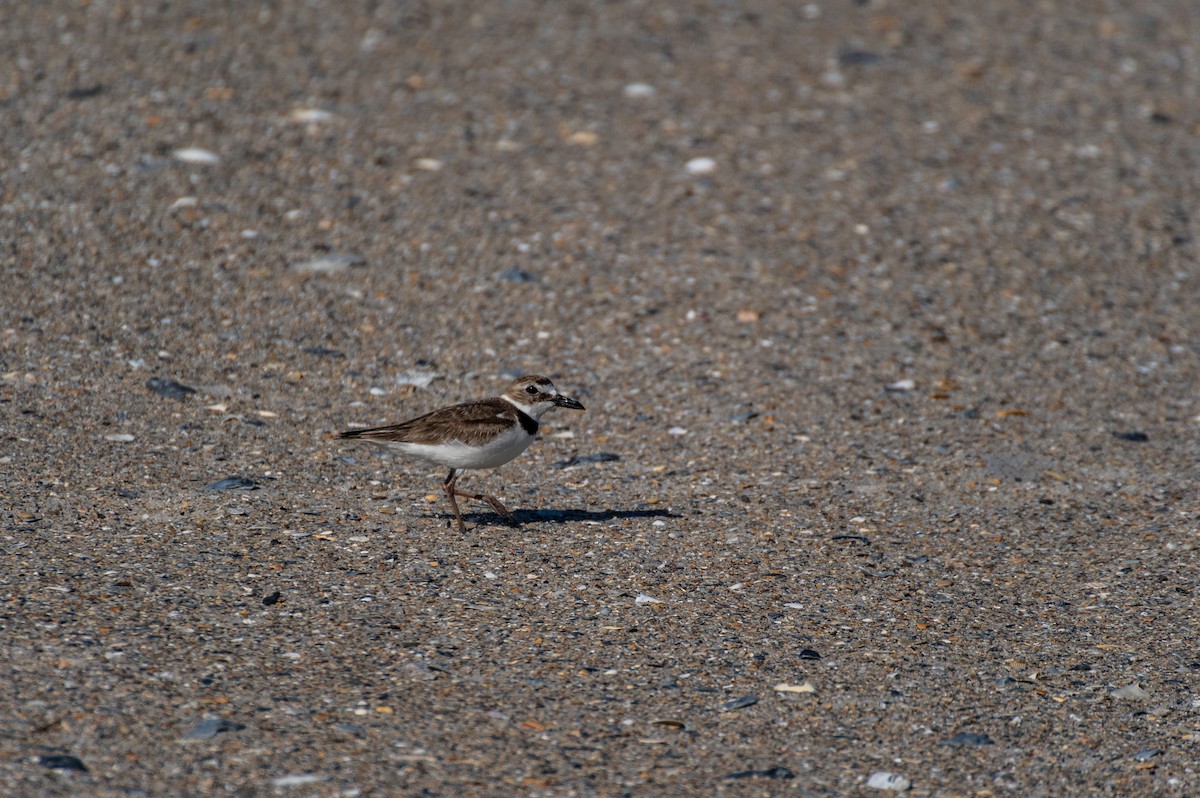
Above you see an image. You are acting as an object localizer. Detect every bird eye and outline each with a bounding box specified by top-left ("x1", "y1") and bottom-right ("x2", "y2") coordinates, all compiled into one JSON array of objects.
[{"x1": 525, "y1": 385, "x2": 538, "y2": 395}]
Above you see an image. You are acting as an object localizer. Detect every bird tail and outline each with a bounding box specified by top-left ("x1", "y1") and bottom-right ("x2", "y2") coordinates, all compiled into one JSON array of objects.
[{"x1": 338, "y1": 425, "x2": 398, "y2": 440}]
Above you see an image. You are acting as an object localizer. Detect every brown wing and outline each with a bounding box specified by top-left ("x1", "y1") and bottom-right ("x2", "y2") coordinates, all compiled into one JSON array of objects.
[{"x1": 339, "y1": 398, "x2": 519, "y2": 446}]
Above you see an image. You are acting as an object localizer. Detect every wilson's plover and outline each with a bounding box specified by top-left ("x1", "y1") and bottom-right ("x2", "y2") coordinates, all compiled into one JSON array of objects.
[{"x1": 340, "y1": 375, "x2": 585, "y2": 530}]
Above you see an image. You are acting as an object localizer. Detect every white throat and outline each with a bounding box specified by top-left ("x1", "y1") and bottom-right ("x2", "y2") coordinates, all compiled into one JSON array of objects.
[{"x1": 501, "y1": 394, "x2": 549, "y2": 420}]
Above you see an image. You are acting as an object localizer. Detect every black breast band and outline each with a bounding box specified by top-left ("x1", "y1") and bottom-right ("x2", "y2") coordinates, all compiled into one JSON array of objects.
[{"x1": 515, "y1": 409, "x2": 539, "y2": 436}]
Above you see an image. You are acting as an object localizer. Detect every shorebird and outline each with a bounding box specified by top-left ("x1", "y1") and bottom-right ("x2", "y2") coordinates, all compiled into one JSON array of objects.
[{"x1": 339, "y1": 375, "x2": 584, "y2": 530}]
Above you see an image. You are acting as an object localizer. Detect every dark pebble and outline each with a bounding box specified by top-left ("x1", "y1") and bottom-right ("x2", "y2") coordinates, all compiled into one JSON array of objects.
[
  {"x1": 839, "y1": 50, "x2": 881, "y2": 65},
  {"x1": 1112, "y1": 431, "x2": 1149, "y2": 442},
  {"x1": 335, "y1": 723, "x2": 366, "y2": 737},
  {"x1": 146, "y1": 377, "x2": 197, "y2": 399},
  {"x1": 262, "y1": 591, "x2": 281, "y2": 606},
  {"x1": 724, "y1": 766, "x2": 794, "y2": 780},
  {"x1": 551, "y1": 452, "x2": 621, "y2": 469},
  {"x1": 720, "y1": 694, "x2": 758, "y2": 711},
  {"x1": 650, "y1": 718, "x2": 689, "y2": 730},
  {"x1": 303, "y1": 346, "x2": 345, "y2": 358},
  {"x1": 798, "y1": 648, "x2": 822, "y2": 660},
  {"x1": 831, "y1": 534, "x2": 870, "y2": 545},
  {"x1": 940, "y1": 732, "x2": 994, "y2": 746},
  {"x1": 66, "y1": 84, "x2": 105, "y2": 100},
  {"x1": 499, "y1": 267, "x2": 537, "y2": 282},
  {"x1": 38, "y1": 754, "x2": 87, "y2": 772},
  {"x1": 185, "y1": 716, "x2": 246, "y2": 740},
  {"x1": 206, "y1": 476, "x2": 260, "y2": 492}
]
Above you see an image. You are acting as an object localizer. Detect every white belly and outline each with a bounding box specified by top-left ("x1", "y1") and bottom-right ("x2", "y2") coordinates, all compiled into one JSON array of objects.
[{"x1": 387, "y1": 425, "x2": 535, "y2": 470}]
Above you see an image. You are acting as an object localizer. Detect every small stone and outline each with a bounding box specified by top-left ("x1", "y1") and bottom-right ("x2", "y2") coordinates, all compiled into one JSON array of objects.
[
  {"x1": 146, "y1": 377, "x2": 197, "y2": 399},
  {"x1": 403, "y1": 662, "x2": 440, "y2": 681},
  {"x1": 289, "y1": 108, "x2": 334, "y2": 124},
  {"x1": 668, "y1": 426, "x2": 688, "y2": 436},
  {"x1": 205, "y1": 476, "x2": 260, "y2": 492},
  {"x1": 886, "y1": 378, "x2": 916, "y2": 392},
  {"x1": 566, "y1": 130, "x2": 599, "y2": 146},
  {"x1": 414, "y1": 158, "x2": 443, "y2": 171},
  {"x1": 38, "y1": 754, "x2": 87, "y2": 772},
  {"x1": 499, "y1": 267, "x2": 537, "y2": 283},
  {"x1": 623, "y1": 82, "x2": 656, "y2": 98},
  {"x1": 1110, "y1": 683, "x2": 1150, "y2": 700},
  {"x1": 686, "y1": 157, "x2": 717, "y2": 175},
  {"x1": 105, "y1": 433, "x2": 136, "y2": 442},
  {"x1": 67, "y1": 84, "x2": 104, "y2": 100},
  {"x1": 172, "y1": 147, "x2": 220, "y2": 165},
  {"x1": 724, "y1": 766, "x2": 794, "y2": 780},
  {"x1": 184, "y1": 716, "x2": 245, "y2": 740},
  {"x1": 939, "y1": 732, "x2": 994, "y2": 746},
  {"x1": 635, "y1": 594, "x2": 662, "y2": 604},
  {"x1": 839, "y1": 50, "x2": 882, "y2": 66},
  {"x1": 551, "y1": 452, "x2": 620, "y2": 469},
  {"x1": 303, "y1": 346, "x2": 344, "y2": 358},
  {"x1": 290, "y1": 252, "x2": 366, "y2": 274},
  {"x1": 272, "y1": 775, "x2": 324, "y2": 788},
  {"x1": 867, "y1": 772, "x2": 911, "y2": 791},
  {"x1": 1134, "y1": 748, "x2": 1161, "y2": 762},
  {"x1": 395, "y1": 369, "x2": 442, "y2": 387},
  {"x1": 650, "y1": 718, "x2": 689, "y2": 730},
  {"x1": 720, "y1": 694, "x2": 758, "y2": 711},
  {"x1": 798, "y1": 648, "x2": 822, "y2": 660},
  {"x1": 736, "y1": 309, "x2": 760, "y2": 323},
  {"x1": 262, "y1": 591, "x2": 281, "y2": 606},
  {"x1": 1112, "y1": 431, "x2": 1149, "y2": 442},
  {"x1": 773, "y1": 682, "x2": 816, "y2": 694}
]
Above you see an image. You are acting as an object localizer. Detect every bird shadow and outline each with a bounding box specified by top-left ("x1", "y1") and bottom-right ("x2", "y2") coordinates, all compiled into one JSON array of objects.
[{"x1": 460, "y1": 507, "x2": 680, "y2": 526}]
